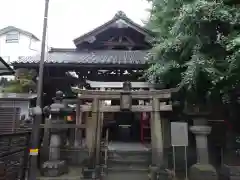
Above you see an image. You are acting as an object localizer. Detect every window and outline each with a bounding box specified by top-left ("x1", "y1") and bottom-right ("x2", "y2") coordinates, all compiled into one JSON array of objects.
[{"x1": 6, "y1": 32, "x2": 19, "y2": 43}]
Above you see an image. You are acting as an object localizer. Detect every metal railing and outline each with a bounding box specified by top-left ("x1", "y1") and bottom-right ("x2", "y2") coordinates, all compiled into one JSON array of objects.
[{"x1": 0, "y1": 131, "x2": 31, "y2": 180}]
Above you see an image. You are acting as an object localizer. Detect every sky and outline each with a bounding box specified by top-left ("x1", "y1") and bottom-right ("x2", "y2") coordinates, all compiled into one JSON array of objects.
[{"x1": 0, "y1": 0, "x2": 150, "y2": 48}]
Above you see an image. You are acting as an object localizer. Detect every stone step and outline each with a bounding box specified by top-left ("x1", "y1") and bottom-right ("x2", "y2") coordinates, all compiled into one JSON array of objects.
[
  {"x1": 103, "y1": 171, "x2": 149, "y2": 180},
  {"x1": 104, "y1": 145, "x2": 151, "y2": 179},
  {"x1": 108, "y1": 158, "x2": 149, "y2": 164},
  {"x1": 108, "y1": 154, "x2": 150, "y2": 162},
  {"x1": 106, "y1": 149, "x2": 151, "y2": 172},
  {"x1": 108, "y1": 151, "x2": 151, "y2": 161},
  {"x1": 108, "y1": 158, "x2": 149, "y2": 169},
  {"x1": 107, "y1": 166, "x2": 149, "y2": 173},
  {"x1": 108, "y1": 150, "x2": 151, "y2": 155}
]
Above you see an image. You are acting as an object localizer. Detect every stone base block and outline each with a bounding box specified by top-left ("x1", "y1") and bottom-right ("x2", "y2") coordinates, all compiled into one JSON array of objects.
[
  {"x1": 219, "y1": 165, "x2": 240, "y2": 180},
  {"x1": 82, "y1": 167, "x2": 101, "y2": 179},
  {"x1": 149, "y1": 166, "x2": 158, "y2": 180},
  {"x1": 41, "y1": 160, "x2": 68, "y2": 177},
  {"x1": 189, "y1": 163, "x2": 217, "y2": 180},
  {"x1": 149, "y1": 165, "x2": 173, "y2": 180}
]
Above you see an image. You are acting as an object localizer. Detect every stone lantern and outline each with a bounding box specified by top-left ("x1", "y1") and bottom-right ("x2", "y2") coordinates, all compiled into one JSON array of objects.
[
  {"x1": 118, "y1": 81, "x2": 132, "y2": 141},
  {"x1": 41, "y1": 91, "x2": 68, "y2": 177},
  {"x1": 188, "y1": 115, "x2": 218, "y2": 180},
  {"x1": 120, "y1": 81, "x2": 132, "y2": 111}
]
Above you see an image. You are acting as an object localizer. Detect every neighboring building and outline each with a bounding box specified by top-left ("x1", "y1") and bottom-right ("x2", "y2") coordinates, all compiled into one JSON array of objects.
[
  {"x1": 0, "y1": 26, "x2": 40, "y2": 63},
  {"x1": 0, "y1": 93, "x2": 37, "y2": 133}
]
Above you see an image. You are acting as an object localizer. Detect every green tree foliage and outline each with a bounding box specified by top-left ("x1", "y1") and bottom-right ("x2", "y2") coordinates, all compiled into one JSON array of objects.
[
  {"x1": 2, "y1": 68, "x2": 37, "y2": 93},
  {"x1": 145, "y1": 0, "x2": 240, "y2": 107}
]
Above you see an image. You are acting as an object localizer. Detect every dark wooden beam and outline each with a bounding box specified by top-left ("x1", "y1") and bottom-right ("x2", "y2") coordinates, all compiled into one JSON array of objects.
[
  {"x1": 13, "y1": 63, "x2": 147, "y2": 69},
  {"x1": 21, "y1": 124, "x2": 86, "y2": 129}
]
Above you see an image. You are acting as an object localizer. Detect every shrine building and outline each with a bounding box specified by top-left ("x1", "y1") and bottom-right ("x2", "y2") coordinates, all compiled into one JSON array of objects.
[
  {"x1": 11, "y1": 11, "x2": 226, "y2": 178},
  {"x1": 12, "y1": 11, "x2": 158, "y2": 143}
]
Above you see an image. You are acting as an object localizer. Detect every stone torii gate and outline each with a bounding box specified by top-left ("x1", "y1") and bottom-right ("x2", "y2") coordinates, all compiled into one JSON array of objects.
[{"x1": 73, "y1": 82, "x2": 177, "y2": 175}]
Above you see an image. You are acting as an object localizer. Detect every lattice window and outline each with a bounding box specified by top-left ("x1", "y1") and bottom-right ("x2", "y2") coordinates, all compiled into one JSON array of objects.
[{"x1": 6, "y1": 32, "x2": 19, "y2": 43}]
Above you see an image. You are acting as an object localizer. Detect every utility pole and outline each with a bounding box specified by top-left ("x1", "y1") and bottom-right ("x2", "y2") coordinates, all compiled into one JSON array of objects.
[{"x1": 28, "y1": 0, "x2": 50, "y2": 179}]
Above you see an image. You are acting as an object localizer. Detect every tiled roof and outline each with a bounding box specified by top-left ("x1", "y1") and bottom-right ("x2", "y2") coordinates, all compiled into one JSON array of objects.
[
  {"x1": 73, "y1": 11, "x2": 154, "y2": 46},
  {"x1": 14, "y1": 50, "x2": 150, "y2": 65}
]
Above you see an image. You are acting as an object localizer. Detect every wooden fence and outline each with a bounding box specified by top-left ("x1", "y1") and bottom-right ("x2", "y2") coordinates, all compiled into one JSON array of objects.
[{"x1": 0, "y1": 131, "x2": 31, "y2": 180}]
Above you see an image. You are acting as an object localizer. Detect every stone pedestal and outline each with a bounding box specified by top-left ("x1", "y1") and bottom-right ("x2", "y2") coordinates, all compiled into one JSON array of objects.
[
  {"x1": 149, "y1": 166, "x2": 158, "y2": 180},
  {"x1": 189, "y1": 125, "x2": 218, "y2": 180},
  {"x1": 149, "y1": 165, "x2": 173, "y2": 180},
  {"x1": 82, "y1": 165, "x2": 101, "y2": 179},
  {"x1": 41, "y1": 160, "x2": 68, "y2": 177},
  {"x1": 41, "y1": 133, "x2": 69, "y2": 177}
]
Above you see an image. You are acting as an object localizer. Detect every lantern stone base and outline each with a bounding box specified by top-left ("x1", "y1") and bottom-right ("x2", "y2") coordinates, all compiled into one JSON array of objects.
[
  {"x1": 219, "y1": 165, "x2": 240, "y2": 180},
  {"x1": 149, "y1": 165, "x2": 173, "y2": 180},
  {"x1": 82, "y1": 166, "x2": 101, "y2": 179},
  {"x1": 189, "y1": 163, "x2": 217, "y2": 180},
  {"x1": 41, "y1": 160, "x2": 68, "y2": 177},
  {"x1": 149, "y1": 166, "x2": 158, "y2": 180}
]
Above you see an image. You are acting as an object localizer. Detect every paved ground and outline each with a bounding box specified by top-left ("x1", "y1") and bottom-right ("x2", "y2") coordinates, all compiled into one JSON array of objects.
[
  {"x1": 104, "y1": 171, "x2": 149, "y2": 180},
  {"x1": 34, "y1": 167, "x2": 186, "y2": 180},
  {"x1": 34, "y1": 142, "x2": 187, "y2": 180},
  {"x1": 36, "y1": 167, "x2": 82, "y2": 180}
]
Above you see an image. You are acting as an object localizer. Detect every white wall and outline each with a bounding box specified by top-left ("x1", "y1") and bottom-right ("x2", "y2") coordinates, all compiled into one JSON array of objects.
[{"x1": 0, "y1": 31, "x2": 40, "y2": 63}]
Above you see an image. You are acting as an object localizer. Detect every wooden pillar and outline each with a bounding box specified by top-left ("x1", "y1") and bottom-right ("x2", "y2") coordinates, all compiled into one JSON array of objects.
[
  {"x1": 86, "y1": 98, "x2": 99, "y2": 160},
  {"x1": 150, "y1": 88, "x2": 156, "y2": 165},
  {"x1": 161, "y1": 114, "x2": 171, "y2": 167},
  {"x1": 151, "y1": 98, "x2": 164, "y2": 167},
  {"x1": 95, "y1": 87, "x2": 105, "y2": 165},
  {"x1": 95, "y1": 106, "x2": 103, "y2": 165},
  {"x1": 95, "y1": 98, "x2": 103, "y2": 165},
  {"x1": 74, "y1": 100, "x2": 83, "y2": 147},
  {"x1": 69, "y1": 127, "x2": 75, "y2": 146},
  {"x1": 162, "y1": 117, "x2": 171, "y2": 148},
  {"x1": 86, "y1": 112, "x2": 91, "y2": 149},
  {"x1": 150, "y1": 110, "x2": 156, "y2": 164}
]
